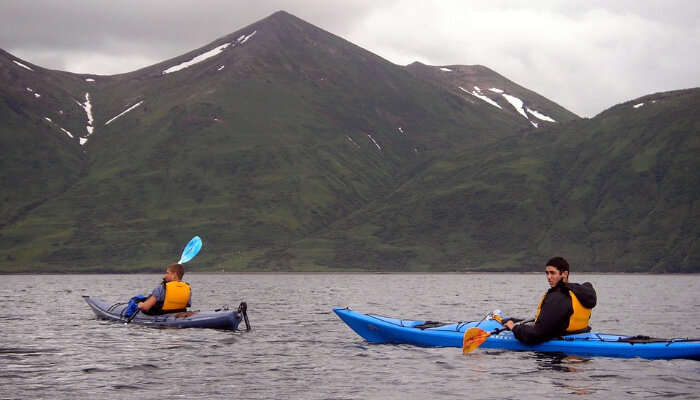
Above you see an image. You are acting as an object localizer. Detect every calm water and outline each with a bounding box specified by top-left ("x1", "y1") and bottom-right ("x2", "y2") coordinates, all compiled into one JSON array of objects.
[{"x1": 1, "y1": 273, "x2": 699, "y2": 399}]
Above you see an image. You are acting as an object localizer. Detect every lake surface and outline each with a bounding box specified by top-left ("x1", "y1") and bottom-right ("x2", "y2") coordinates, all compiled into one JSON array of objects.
[{"x1": 2, "y1": 273, "x2": 699, "y2": 399}]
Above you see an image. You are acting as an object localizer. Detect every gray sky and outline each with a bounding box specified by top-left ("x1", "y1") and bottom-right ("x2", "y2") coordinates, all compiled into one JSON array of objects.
[{"x1": 1, "y1": 0, "x2": 698, "y2": 117}]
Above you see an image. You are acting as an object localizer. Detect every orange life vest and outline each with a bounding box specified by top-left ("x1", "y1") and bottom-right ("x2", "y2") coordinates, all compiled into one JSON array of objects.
[{"x1": 162, "y1": 281, "x2": 191, "y2": 312}]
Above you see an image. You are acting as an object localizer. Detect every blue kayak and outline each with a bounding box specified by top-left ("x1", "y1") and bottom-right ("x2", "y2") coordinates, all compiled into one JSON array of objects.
[
  {"x1": 84, "y1": 296, "x2": 250, "y2": 331},
  {"x1": 333, "y1": 307, "x2": 700, "y2": 360}
]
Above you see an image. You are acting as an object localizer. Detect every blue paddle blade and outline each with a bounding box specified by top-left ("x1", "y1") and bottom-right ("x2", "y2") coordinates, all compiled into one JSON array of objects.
[{"x1": 178, "y1": 236, "x2": 202, "y2": 264}]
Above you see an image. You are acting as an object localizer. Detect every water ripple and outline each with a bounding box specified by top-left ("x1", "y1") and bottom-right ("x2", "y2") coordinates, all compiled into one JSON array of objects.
[{"x1": 0, "y1": 273, "x2": 698, "y2": 399}]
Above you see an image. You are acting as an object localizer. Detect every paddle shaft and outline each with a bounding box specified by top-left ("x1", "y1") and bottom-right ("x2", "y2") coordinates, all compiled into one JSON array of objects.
[
  {"x1": 126, "y1": 309, "x2": 140, "y2": 324},
  {"x1": 499, "y1": 318, "x2": 535, "y2": 334},
  {"x1": 463, "y1": 318, "x2": 535, "y2": 354}
]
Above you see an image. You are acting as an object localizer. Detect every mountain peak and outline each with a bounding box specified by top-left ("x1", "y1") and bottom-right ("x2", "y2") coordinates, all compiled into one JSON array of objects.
[
  {"x1": 264, "y1": 10, "x2": 297, "y2": 20},
  {"x1": 230, "y1": 9, "x2": 323, "y2": 38}
]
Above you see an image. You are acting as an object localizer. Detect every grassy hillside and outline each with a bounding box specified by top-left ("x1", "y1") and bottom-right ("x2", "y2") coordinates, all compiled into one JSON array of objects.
[
  {"x1": 0, "y1": 11, "x2": 530, "y2": 272},
  {"x1": 0, "y1": 50, "x2": 88, "y2": 230},
  {"x1": 258, "y1": 88, "x2": 700, "y2": 272},
  {"x1": 0, "y1": 12, "x2": 696, "y2": 273}
]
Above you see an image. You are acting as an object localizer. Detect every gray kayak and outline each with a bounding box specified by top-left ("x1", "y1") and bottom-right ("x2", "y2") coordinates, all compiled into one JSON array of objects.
[{"x1": 83, "y1": 295, "x2": 250, "y2": 331}]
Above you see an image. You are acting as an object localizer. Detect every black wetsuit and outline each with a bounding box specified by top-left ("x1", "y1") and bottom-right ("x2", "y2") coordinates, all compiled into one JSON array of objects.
[{"x1": 512, "y1": 281, "x2": 597, "y2": 345}]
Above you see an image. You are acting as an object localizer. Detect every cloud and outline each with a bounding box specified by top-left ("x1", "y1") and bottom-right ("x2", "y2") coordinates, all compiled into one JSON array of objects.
[
  {"x1": 343, "y1": 1, "x2": 700, "y2": 116},
  {"x1": 0, "y1": 0, "x2": 698, "y2": 116}
]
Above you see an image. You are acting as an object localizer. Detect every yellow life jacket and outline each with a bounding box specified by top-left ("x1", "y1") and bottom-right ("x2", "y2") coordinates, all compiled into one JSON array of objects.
[
  {"x1": 566, "y1": 291, "x2": 592, "y2": 333},
  {"x1": 162, "y1": 281, "x2": 191, "y2": 311},
  {"x1": 535, "y1": 289, "x2": 592, "y2": 333},
  {"x1": 535, "y1": 293, "x2": 545, "y2": 322}
]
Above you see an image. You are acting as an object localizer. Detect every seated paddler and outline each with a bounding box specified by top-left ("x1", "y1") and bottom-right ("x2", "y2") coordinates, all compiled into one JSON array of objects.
[
  {"x1": 503, "y1": 257, "x2": 597, "y2": 344},
  {"x1": 138, "y1": 263, "x2": 192, "y2": 315}
]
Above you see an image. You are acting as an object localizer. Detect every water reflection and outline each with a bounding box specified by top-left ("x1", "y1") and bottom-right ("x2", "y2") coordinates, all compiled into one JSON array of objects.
[
  {"x1": 535, "y1": 352, "x2": 591, "y2": 372},
  {"x1": 532, "y1": 353, "x2": 596, "y2": 395}
]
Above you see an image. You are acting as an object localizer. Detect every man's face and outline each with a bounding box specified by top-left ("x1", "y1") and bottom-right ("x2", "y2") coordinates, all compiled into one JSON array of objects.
[
  {"x1": 545, "y1": 265, "x2": 567, "y2": 287},
  {"x1": 163, "y1": 268, "x2": 179, "y2": 282}
]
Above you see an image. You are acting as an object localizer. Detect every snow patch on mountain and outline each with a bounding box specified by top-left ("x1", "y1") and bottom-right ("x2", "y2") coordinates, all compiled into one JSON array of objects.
[
  {"x1": 367, "y1": 134, "x2": 382, "y2": 150},
  {"x1": 105, "y1": 101, "x2": 144, "y2": 125},
  {"x1": 25, "y1": 87, "x2": 41, "y2": 98},
  {"x1": 633, "y1": 103, "x2": 644, "y2": 109},
  {"x1": 84, "y1": 94, "x2": 94, "y2": 126},
  {"x1": 163, "y1": 43, "x2": 231, "y2": 74},
  {"x1": 60, "y1": 127, "x2": 74, "y2": 138},
  {"x1": 43, "y1": 117, "x2": 75, "y2": 139},
  {"x1": 237, "y1": 31, "x2": 257, "y2": 44},
  {"x1": 459, "y1": 86, "x2": 502, "y2": 109},
  {"x1": 440, "y1": 67, "x2": 452, "y2": 72},
  {"x1": 460, "y1": 85, "x2": 556, "y2": 128},
  {"x1": 161, "y1": 30, "x2": 256, "y2": 75},
  {"x1": 76, "y1": 93, "x2": 94, "y2": 141},
  {"x1": 502, "y1": 93, "x2": 529, "y2": 119},
  {"x1": 491, "y1": 88, "x2": 556, "y2": 125},
  {"x1": 526, "y1": 108, "x2": 556, "y2": 122},
  {"x1": 85, "y1": 78, "x2": 95, "y2": 82},
  {"x1": 13, "y1": 60, "x2": 33, "y2": 71},
  {"x1": 346, "y1": 136, "x2": 359, "y2": 148}
]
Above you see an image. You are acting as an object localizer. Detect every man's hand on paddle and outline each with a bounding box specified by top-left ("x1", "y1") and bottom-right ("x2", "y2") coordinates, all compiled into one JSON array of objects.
[{"x1": 137, "y1": 295, "x2": 156, "y2": 311}]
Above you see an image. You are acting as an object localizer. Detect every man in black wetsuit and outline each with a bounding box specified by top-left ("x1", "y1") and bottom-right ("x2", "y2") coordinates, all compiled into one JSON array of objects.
[{"x1": 503, "y1": 257, "x2": 597, "y2": 344}]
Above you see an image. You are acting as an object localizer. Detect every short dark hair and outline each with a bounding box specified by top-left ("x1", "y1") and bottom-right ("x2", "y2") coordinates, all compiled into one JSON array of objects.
[
  {"x1": 168, "y1": 263, "x2": 185, "y2": 279},
  {"x1": 546, "y1": 257, "x2": 569, "y2": 273}
]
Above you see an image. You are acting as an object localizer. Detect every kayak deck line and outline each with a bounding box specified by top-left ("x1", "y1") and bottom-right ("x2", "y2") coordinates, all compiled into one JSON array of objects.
[
  {"x1": 558, "y1": 333, "x2": 700, "y2": 345},
  {"x1": 333, "y1": 307, "x2": 700, "y2": 360},
  {"x1": 364, "y1": 314, "x2": 469, "y2": 332},
  {"x1": 354, "y1": 309, "x2": 474, "y2": 333}
]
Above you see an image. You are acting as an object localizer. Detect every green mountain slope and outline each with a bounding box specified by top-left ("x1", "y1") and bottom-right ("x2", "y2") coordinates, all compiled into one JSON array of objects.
[
  {"x1": 1, "y1": 11, "x2": 695, "y2": 273},
  {"x1": 0, "y1": 49, "x2": 88, "y2": 230},
  {"x1": 0, "y1": 11, "x2": 537, "y2": 272},
  {"x1": 269, "y1": 88, "x2": 698, "y2": 272}
]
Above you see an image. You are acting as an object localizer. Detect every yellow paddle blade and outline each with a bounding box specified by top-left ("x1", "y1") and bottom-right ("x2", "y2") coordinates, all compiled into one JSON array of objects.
[{"x1": 462, "y1": 327, "x2": 491, "y2": 354}]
